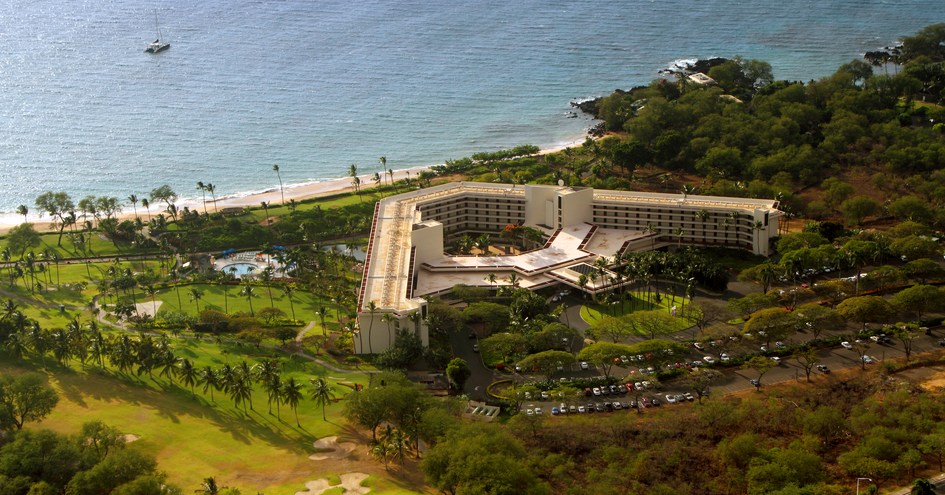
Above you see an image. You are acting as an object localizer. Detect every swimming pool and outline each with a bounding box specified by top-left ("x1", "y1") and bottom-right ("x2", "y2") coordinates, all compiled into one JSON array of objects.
[{"x1": 219, "y1": 263, "x2": 260, "y2": 278}]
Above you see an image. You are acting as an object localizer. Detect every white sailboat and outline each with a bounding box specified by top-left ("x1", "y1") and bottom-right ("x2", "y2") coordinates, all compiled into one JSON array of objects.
[{"x1": 145, "y1": 10, "x2": 170, "y2": 53}]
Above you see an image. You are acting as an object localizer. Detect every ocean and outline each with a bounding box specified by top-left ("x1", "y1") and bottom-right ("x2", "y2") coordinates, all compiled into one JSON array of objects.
[{"x1": 0, "y1": 0, "x2": 940, "y2": 219}]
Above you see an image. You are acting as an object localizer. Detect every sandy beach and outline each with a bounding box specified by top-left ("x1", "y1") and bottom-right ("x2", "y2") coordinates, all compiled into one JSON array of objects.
[{"x1": 1, "y1": 138, "x2": 587, "y2": 235}]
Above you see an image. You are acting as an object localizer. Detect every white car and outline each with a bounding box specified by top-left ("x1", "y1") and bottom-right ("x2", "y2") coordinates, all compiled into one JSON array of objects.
[
  {"x1": 862, "y1": 355, "x2": 876, "y2": 364},
  {"x1": 525, "y1": 408, "x2": 534, "y2": 416},
  {"x1": 693, "y1": 342, "x2": 705, "y2": 350},
  {"x1": 770, "y1": 356, "x2": 781, "y2": 364},
  {"x1": 534, "y1": 407, "x2": 543, "y2": 415},
  {"x1": 665, "y1": 394, "x2": 677, "y2": 404},
  {"x1": 703, "y1": 356, "x2": 716, "y2": 365},
  {"x1": 580, "y1": 361, "x2": 590, "y2": 370},
  {"x1": 720, "y1": 353, "x2": 731, "y2": 362},
  {"x1": 592, "y1": 387, "x2": 602, "y2": 396},
  {"x1": 841, "y1": 341, "x2": 853, "y2": 350}
]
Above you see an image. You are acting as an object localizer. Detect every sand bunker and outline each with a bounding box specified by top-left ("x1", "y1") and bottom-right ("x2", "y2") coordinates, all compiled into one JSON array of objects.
[
  {"x1": 309, "y1": 436, "x2": 356, "y2": 461},
  {"x1": 294, "y1": 472, "x2": 369, "y2": 495},
  {"x1": 123, "y1": 434, "x2": 140, "y2": 443},
  {"x1": 134, "y1": 301, "x2": 163, "y2": 318}
]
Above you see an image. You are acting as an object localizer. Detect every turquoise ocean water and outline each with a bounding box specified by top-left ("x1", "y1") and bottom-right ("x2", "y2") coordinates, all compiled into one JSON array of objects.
[{"x1": 0, "y1": 0, "x2": 941, "y2": 217}]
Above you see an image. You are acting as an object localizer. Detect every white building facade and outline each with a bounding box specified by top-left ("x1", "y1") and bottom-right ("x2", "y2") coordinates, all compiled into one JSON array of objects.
[{"x1": 355, "y1": 182, "x2": 781, "y2": 354}]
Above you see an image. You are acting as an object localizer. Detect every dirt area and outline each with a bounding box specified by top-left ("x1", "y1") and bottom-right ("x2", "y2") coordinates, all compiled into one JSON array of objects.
[
  {"x1": 895, "y1": 364, "x2": 945, "y2": 392},
  {"x1": 123, "y1": 434, "x2": 140, "y2": 443}
]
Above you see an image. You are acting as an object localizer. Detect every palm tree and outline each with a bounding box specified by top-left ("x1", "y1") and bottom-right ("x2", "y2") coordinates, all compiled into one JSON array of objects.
[
  {"x1": 205, "y1": 183, "x2": 218, "y2": 214},
  {"x1": 140, "y1": 198, "x2": 151, "y2": 224},
  {"x1": 351, "y1": 176, "x2": 362, "y2": 201},
  {"x1": 273, "y1": 164, "x2": 285, "y2": 205},
  {"x1": 260, "y1": 201, "x2": 271, "y2": 232},
  {"x1": 238, "y1": 284, "x2": 257, "y2": 316},
  {"x1": 366, "y1": 301, "x2": 378, "y2": 354},
  {"x1": 506, "y1": 273, "x2": 520, "y2": 288},
  {"x1": 681, "y1": 184, "x2": 696, "y2": 200},
  {"x1": 309, "y1": 377, "x2": 335, "y2": 421},
  {"x1": 198, "y1": 366, "x2": 220, "y2": 401},
  {"x1": 197, "y1": 477, "x2": 220, "y2": 495},
  {"x1": 196, "y1": 182, "x2": 208, "y2": 215},
  {"x1": 177, "y1": 358, "x2": 198, "y2": 396},
  {"x1": 282, "y1": 283, "x2": 296, "y2": 321},
  {"x1": 378, "y1": 156, "x2": 387, "y2": 183},
  {"x1": 229, "y1": 373, "x2": 253, "y2": 413},
  {"x1": 372, "y1": 172, "x2": 381, "y2": 188},
  {"x1": 317, "y1": 305, "x2": 327, "y2": 335},
  {"x1": 189, "y1": 288, "x2": 204, "y2": 315},
  {"x1": 282, "y1": 377, "x2": 304, "y2": 426},
  {"x1": 380, "y1": 312, "x2": 394, "y2": 347},
  {"x1": 696, "y1": 209, "x2": 710, "y2": 242},
  {"x1": 15, "y1": 205, "x2": 28, "y2": 223},
  {"x1": 260, "y1": 266, "x2": 275, "y2": 309}
]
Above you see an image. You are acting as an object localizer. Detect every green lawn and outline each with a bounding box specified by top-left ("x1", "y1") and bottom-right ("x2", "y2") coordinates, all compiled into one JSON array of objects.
[
  {"x1": 149, "y1": 282, "x2": 333, "y2": 323},
  {"x1": 581, "y1": 290, "x2": 698, "y2": 335},
  {"x1": 3, "y1": 340, "x2": 424, "y2": 494}
]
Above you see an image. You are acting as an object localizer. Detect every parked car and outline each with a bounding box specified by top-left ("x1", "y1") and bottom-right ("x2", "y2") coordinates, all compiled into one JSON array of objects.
[
  {"x1": 665, "y1": 394, "x2": 677, "y2": 404},
  {"x1": 750, "y1": 379, "x2": 761, "y2": 387},
  {"x1": 569, "y1": 405, "x2": 577, "y2": 414},
  {"x1": 534, "y1": 407, "x2": 543, "y2": 415},
  {"x1": 580, "y1": 361, "x2": 589, "y2": 370},
  {"x1": 625, "y1": 383, "x2": 634, "y2": 393},
  {"x1": 816, "y1": 364, "x2": 831, "y2": 374},
  {"x1": 472, "y1": 344, "x2": 479, "y2": 352},
  {"x1": 862, "y1": 355, "x2": 876, "y2": 364},
  {"x1": 684, "y1": 392, "x2": 695, "y2": 401},
  {"x1": 841, "y1": 341, "x2": 853, "y2": 350},
  {"x1": 703, "y1": 356, "x2": 716, "y2": 365},
  {"x1": 595, "y1": 403, "x2": 606, "y2": 412},
  {"x1": 720, "y1": 353, "x2": 731, "y2": 362},
  {"x1": 551, "y1": 406, "x2": 560, "y2": 415},
  {"x1": 939, "y1": 338, "x2": 945, "y2": 347},
  {"x1": 650, "y1": 397, "x2": 662, "y2": 406},
  {"x1": 592, "y1": 387, "x2": 602, "y2": 396},
  {"x1": 525, "y1": 408, "x2": 534, "y2": 416},
  {"x1": 693, "y1": 342, "x2": 705, "y2": 350},
  {"x1": 540, "y1": 391, "x2": 550, "y2": 400},
  {"x1": 770, "y1": 356, "x2": 781, "y2": 364},
  {"x1": 577, "y1": 405, "x2": 586, "y2": 413},
  {"x1": 612, "y1": 401, "x2": 622, "y2": 410}
]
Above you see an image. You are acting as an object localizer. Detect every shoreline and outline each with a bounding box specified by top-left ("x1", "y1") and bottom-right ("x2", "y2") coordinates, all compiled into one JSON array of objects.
[{"x1": 0, "y1": 137, "x2": 588, "y2": 235}]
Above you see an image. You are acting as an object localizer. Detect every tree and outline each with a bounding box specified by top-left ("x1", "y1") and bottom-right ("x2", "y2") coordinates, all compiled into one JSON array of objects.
[
  {"x1": 744, "y1": 356, "x2": 774, "y2": 390},
  {"x1": 34, "y1": 191, "x2": 74, "y2": 246},
  {"x1": 6, "y1": 223, "x2": 41, "y2": 258},
  {"x1": 577, "y1": 341, "x2": 634, "y2": 377},
  {"x1": 282, "y1": 377, "x2": 304, "y2": 426},
  {"x1": 309, "y1": 376, "x2": 335, "y2": 421},
  {"x1": 421, "y1": 423, "x2": 551, "y2": 495},
  {"x1": 148, "y1": 185, "x2": 177, "y2": 212},
  {"x1": 794, "y1": 347, "x2": 819, "y2": 382},
  {"x1": 176, "y1": 358, "x2": 198, "y2": 397},
  {"x1": 839, "y1": 196, "x2": 880, "y2": 226},
  {"x1": 273, "y1": 164, "x2": 285, "y2": 205},
  {"x1": 684, "y1": 368, "x2": 722, "y2": 403},
  {"x1": 188, "y1": 288, "x2": 204, "y2": 315},
  {"x1": 15, "y1": 204, "x2": 28, "y2": 223},
  {"x1": 515, "y1": 350, "x2": 575, "y2": 380},
  {"x1": 587, "y1": 315, "x2": 633, "y2": 343},
  {"x1": 239, "y1": 285, "x2": 256, "y2": 316},
  {"x1": 445, "y1": 358, "x2": 472, "y2": 392},
  {"x1": 891, "y1": 285, "x2": 944, "y2": 322},
  {"x1": 836, "y1": 296, "x2": 895, "y2": 330},
  {"x1": 0, "y1": 372, "x2": 59, "y2": 431},
  {"x1": 892, "y1": 322, "x2": 922, "y2": 361}
]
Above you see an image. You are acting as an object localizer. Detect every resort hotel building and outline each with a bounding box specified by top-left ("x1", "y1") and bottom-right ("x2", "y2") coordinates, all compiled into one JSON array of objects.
[{"x1": 355, "y1": 182, "x2": 782, "y2": 354}]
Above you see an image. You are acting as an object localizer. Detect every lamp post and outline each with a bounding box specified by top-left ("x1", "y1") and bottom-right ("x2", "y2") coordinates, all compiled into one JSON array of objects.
[{"x1": 856, "y1": 477, "x2": 872, "y2": 495}]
